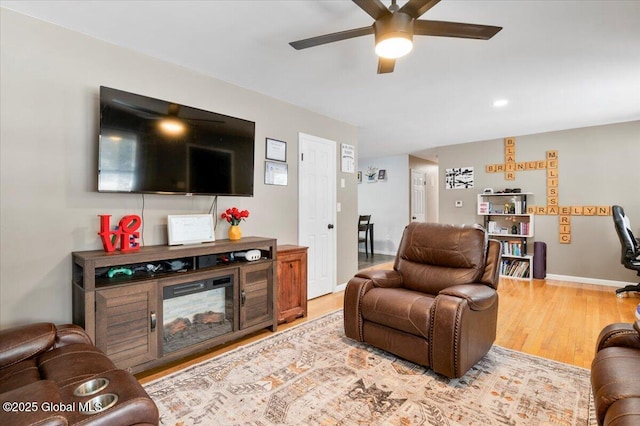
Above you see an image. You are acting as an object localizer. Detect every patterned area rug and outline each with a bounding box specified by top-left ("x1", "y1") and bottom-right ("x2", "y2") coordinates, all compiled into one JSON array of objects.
[{"x1": 144, "y1": 310, "x2": 595, "y2": 425}]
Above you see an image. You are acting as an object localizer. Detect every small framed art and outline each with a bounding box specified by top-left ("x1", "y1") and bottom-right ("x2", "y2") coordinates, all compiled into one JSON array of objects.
[
  {"x1": 265, "y1": 138, "x2": 286, "y2": 162},
  {"x1": 265, "y1": 160, "x2": 288, "y2": 186}
]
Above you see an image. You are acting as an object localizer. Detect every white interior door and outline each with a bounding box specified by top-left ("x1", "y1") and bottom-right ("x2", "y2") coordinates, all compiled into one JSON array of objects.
[
  {"x1": 298, "y1": 133, "x2": 336, "y2": 299},
  {"x1": 411, "y1": 169, "x2": 426, "y2": 222}
]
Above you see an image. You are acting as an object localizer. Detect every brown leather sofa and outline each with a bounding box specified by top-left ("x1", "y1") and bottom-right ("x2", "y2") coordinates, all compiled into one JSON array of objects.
[
  {"x1": 591, "y1": 320, "x2": 640, "y2": 426},
  {"x1": 0, "y1": 322, "x2": 158, "y2": 425},
  {"x1": 344, "y1": 222, "x2": 501, "y2": 378}
]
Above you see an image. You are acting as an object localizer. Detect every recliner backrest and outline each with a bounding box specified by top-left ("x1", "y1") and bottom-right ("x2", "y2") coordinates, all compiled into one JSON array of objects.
[
  {"x1": 393, "y1": 222, "x2": 488, "y2": 294},
  {"x1": 612, "y1": 205, "x2": 639, "y2": 264}
]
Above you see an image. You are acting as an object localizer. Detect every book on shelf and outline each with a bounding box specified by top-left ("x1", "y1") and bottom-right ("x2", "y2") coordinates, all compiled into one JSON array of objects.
[
  {"x1": 479, "y1": 202, "x2": 490, "y2": 214},
  {"x1": 514, "y1": 201, "x2": 522, "y2": 214},
  {"x1": 501, "y1": 258, "x2": 531, "y2": 278},
  {"x1": 501, "y1": 240, "x2": 524, "y2": 256}
]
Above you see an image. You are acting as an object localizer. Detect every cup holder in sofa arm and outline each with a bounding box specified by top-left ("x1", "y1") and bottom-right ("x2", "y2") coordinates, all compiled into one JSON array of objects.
[
  {"x1": 79, "y1": 393, "x2": 118, "y2": 415},
  {"x1": 73, "y1": 378, "x2": 109, "y2": 397}
]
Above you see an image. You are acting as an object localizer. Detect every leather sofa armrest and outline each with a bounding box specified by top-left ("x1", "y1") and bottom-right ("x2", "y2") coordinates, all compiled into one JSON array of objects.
[
  {"x1": 0, "y1": 380, "x2": 68, "y2": 426},
  {"x1": 344, "y1": 275, "x2": 376, "y2": 341},
  {"x1": 430, "y1": 285, "x2": 499, "y2": 378},
  {"x1": 595, "y1": 321, "x2": 640, "y2": 353},
  {"x1": 354, "y1": 269, "x2": 403, "y2": 288},
  {"x1": 0, "y1": 323, "x2": 56, "y2": 369},
  {"x1": 439, "y1": 284, "x2": 498, "y2": 311},
  {"x1": 54, "y1": 324, "x2": 93, "y2": 347},
  {"x1": 62, "y1": 369, "x2": 159, "y2": 426}
]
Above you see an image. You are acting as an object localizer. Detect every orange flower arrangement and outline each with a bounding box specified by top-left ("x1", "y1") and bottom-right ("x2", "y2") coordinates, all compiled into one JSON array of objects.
[{"x1": 221, "y1": 207, "x2": 249, "y2": 226}]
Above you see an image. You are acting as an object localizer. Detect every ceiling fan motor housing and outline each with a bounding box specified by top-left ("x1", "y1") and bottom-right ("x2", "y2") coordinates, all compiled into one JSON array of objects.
[{"x1": 374, "y1": 12, "x2": 414, "y2": 57}]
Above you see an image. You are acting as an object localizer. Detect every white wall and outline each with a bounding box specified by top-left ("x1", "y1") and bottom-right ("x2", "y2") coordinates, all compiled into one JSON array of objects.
[
  {"x1": 357, "y1": 155, "x2": 410, "y2": 255},
  {"x1": 0, "y1": 9, "x2": 359, "y2": 328}
]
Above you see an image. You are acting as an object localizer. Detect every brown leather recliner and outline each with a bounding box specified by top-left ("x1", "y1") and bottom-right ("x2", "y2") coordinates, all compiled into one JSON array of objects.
[
  {"x1": 591, "y1": 320, "x2": 640, "y2": 426},
  {"x1": 0, "y1": 322, "x2": 159, "y2": 425},
  {"x1": 344, "y1": 222, "x2": 501, "y2": 379}
]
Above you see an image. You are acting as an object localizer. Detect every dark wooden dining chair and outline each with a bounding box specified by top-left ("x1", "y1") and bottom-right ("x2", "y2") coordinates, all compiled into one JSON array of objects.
[{"x1": 358, "y1": 215, "x2": 371, "y2": 257}]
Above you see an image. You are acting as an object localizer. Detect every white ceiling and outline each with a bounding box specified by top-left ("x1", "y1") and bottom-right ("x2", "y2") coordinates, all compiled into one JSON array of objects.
[{"x1": 2, "y1": 0, "x2": 639, "y2": 158}]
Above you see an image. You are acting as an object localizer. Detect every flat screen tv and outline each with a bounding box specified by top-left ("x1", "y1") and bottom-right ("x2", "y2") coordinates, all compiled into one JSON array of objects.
[{"x1": 98, "y1": 86, "x2": 255, "y2": 196}]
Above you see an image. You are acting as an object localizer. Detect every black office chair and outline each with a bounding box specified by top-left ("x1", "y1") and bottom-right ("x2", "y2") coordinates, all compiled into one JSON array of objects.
[
  {"x1": 358, "y1": 215, "x2": 371, "y2": 257},
  {"x1": 612, "y1": 205, "x2": 640, "y2": 297}
]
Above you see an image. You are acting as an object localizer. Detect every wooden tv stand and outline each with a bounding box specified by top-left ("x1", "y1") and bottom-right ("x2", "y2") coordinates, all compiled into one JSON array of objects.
[{"x1": 72, "y1": 237, "x2": 277, "y2": 373}]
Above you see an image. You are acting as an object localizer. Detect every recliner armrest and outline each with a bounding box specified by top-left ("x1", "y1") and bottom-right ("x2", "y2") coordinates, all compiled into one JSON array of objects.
[
  {"x1": 439, "y1": 284, "x2": 498, "y2": 311},
  {"x1": 344, "y1": 270, "x2": 402, "y2": 341},
  {"x1": 54, "y1": 324, "x2": 93, "y2": 347},
  {"x1": 354, "y1": 269, "x2": 403, "y2": 288},
  {"x1": 0, "y1": 380, "x2": 67, "y2": 425},
  {"x1": 0, "y1": 322, "x2": 56, "y2": 369},
  {"x1": 429, "y1": 284, "x2": 499, "y2": 378},
  {"x1": 0, "y1": 323, "x2": 93, "y2": 370},
  {"x1": 595, "y1": 321, "x2": 640, "y2": 352}
]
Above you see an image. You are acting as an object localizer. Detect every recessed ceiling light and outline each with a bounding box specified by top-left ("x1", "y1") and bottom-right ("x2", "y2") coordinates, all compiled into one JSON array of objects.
[{"x1": 493, "y1": 99, "x2": 509, "y2": 108}]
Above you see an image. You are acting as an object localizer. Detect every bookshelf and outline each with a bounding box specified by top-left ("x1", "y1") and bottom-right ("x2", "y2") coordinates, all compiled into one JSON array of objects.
[{"x1": 477, "y1": 192, "x2": 534, "y2": 280}]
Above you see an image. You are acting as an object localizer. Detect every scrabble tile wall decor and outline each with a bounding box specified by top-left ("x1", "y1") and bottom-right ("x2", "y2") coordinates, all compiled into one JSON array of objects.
[{"x1": 485, "y1": 137, "x2": 609, "y2": 244}]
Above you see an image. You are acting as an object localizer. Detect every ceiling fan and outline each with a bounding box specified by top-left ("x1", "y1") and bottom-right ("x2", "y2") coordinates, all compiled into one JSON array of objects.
[{"x1": 289, "y1": 0, "x2": 502, "y2": 74}]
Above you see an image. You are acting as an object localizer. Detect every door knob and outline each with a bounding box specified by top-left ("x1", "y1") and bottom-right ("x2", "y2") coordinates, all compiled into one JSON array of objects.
[{"x1": 328, "y1": 224, "x2": 334, "y2": 229}]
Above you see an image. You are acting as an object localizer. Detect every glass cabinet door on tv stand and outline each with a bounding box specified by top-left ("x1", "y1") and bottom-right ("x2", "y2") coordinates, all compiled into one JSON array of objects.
[{"x1": 477, "y1": 192, "x2": 534, "y2": 280}]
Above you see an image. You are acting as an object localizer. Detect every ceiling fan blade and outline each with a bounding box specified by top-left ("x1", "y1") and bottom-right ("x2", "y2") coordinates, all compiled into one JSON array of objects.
[
  {"x1": 377, "y1": 57, "x2": 395, "y2": 74},
  {"x1": 352, "y1": 0, "x2": 391, "y2": 20},
  {"x1": 112, "y1": 99, "x2": 162, "y2": 116},
  {"x1": 414, "y1": 20, "x2": 502, "y2": 40},
  {"x1": 398, "y1": 0, "x2": 441, "y2": 19},
  {"x1": 290, "y1": 26, "x2": 374, "y2": 50}
]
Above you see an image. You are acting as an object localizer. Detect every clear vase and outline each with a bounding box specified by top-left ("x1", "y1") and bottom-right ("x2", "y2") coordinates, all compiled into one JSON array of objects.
[{"x1": 228, "y1": 225, "x2": 242, "y2": 241}]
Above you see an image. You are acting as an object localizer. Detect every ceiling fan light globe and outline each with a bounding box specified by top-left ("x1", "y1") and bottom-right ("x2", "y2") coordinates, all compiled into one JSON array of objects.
[
  {"x1": 159, "y1": 118, "x2": 186, "y2": 135},
  {"x1": 375, "y1": 37, "x2": 413, "y2": 59},
  {"x1": 373, "y1": 12, "x2": 414, "y2": 59}
]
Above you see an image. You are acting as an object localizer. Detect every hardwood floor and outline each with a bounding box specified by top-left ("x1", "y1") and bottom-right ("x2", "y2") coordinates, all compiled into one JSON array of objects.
[
  {"x1": 137, "y1": 262, "x2": 638, "y2": 383},
  {"x1": 496, "y1": 276, "x2": 637, "y2": 368},
  {"x1": 357, "y1": 252, "x2": 395, "y2": 270}
]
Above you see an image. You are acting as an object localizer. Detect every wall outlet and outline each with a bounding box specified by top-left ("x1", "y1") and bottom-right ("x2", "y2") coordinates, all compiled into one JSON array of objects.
[{"x1": 455, "y1": 200, "x2": 463, "y2": 208}]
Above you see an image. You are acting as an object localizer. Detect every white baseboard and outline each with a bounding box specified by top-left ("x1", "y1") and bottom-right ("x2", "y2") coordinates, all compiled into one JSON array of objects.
[
  {"x1": 545, "y1": 274, "x2": 637, "y2": 288},
  {"x1": 334, "y1": 282, "x2": 347, "y2": 293},
  {"x1": 358, "y1": 249, "x2": 396, "y2": 256}
]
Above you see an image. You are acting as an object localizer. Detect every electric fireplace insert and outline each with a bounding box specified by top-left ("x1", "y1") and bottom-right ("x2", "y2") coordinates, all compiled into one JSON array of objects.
[{"x1": 162, "y1": 275, "x2": 234, "y2": 355}]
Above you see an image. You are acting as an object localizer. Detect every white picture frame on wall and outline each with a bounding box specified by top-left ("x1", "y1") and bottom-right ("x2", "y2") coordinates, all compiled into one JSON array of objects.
[{"x1": 341, "y1": 143, "x2": 355, "y2": 173}]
